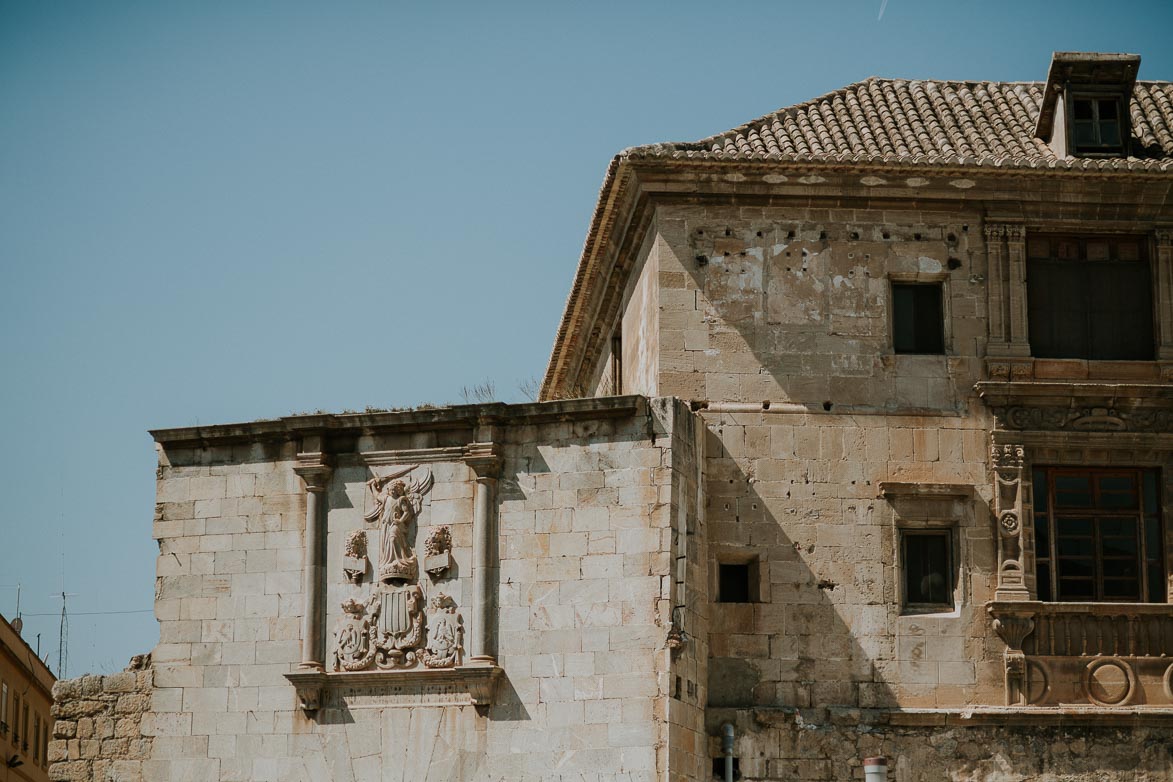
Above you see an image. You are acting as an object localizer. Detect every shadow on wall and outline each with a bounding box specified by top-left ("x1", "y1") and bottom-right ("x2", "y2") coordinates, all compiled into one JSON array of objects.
[
  {"x1": 702, "y1": 434, "x2": 900, "y2": 715},
  {"x1": 670, "y1": 215, "x2": 983, "y2": 413}
]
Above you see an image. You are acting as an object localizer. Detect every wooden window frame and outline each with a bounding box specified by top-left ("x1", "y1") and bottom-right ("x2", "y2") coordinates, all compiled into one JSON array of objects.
[
  {"x1": 899, "y1": 527, "x2": 957, "y2": 614},
  {"x1": 1033, "y1": 466, "x2": 1165, "y2": 603},
  {"x1": 1025, "y1": 233, "x2": 1155, "y2": 361},
  {"x1": 1068, "y1": 93, "x2": 1128, "y2": 157}
]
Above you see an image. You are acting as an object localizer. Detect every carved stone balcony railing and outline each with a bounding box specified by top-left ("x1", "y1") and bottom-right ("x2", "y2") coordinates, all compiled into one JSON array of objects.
[{"x1": 989, "y1": 601, "x2": 1173, "y2": 709}]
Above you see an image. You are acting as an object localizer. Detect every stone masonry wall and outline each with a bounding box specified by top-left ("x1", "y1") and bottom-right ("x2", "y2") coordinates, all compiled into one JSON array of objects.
[
  {"x1": 142, "y1": 400, "x2": 690, "y2": 781},
  {"x1": 711, "y1": 709, "x2": 1173, "y2": 781},
  {"x1": 48, "y1": 661, "x2": 153, "y2": 782}
]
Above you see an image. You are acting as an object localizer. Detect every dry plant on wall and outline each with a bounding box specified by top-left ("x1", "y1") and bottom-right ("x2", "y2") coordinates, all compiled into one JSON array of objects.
[{"x1": 459, "y1": 381, "x2": 497, "y2": 404}]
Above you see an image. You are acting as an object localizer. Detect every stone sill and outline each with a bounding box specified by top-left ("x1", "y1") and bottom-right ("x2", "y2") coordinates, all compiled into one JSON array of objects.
[
  {"x1": 285, "y1": 665, "x2": 502, "y2": 714},
  {"x1": 723, "y1": 705, "x2": 1173, "y2": 729}
]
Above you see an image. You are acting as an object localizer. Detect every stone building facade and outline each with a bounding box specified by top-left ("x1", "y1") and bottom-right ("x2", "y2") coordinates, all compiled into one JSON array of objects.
[{"x1": 52, "y1": 52, "x2": 1173, "y2": 780}]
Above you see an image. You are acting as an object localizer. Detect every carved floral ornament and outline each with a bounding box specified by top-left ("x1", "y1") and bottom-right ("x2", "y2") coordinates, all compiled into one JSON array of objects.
[
  {"x1": 330, "y1": 465, "x2": 465, "y2": 674},
  {"x1": 989, "y1": 405, "x2": 1173, "y2": 433}
]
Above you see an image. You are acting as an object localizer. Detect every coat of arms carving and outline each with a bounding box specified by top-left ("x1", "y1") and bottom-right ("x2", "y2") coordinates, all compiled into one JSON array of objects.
[{"x1": 330, "y1": 465, "x2": 464, "y2": 673}]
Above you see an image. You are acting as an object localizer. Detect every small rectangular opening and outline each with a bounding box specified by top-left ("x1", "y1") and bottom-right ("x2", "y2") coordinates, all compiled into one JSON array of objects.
[
  {"x1": 892, "y1": 282, "x2": 945, "y2": 354},
  {"x1": 902, "y1": 530, "x2": 954, "y2": 611},
  {"x1": 711, "y1": 757, "x2": 740, "y2": 780},
  {"x1": 717, "y1": 562, "x2": 757, "y2": 603}
]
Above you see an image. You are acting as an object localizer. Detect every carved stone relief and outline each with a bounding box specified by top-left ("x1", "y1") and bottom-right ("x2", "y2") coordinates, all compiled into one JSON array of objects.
[
  {"x1": 992, "y1": 444, "x2": 1029, "y2": 602},
  {"x1": 364, "y1": 465, "x2": 434, "y2": 583},
  {"x1": 329, "y1": 465, "x2": 465, "y2": 673},
  {"x1": 420, "y1": 592, "x2": 464, "y2": 668},
  {"x1": 343, "y1": 530, "x2": 368, "y2": 585},
  {"x1": 424, "y1": 525, "x2": 453, "y2": 578},
  {"x1": 990, "y1": 405, "x2": 1173, "y2": 432}
]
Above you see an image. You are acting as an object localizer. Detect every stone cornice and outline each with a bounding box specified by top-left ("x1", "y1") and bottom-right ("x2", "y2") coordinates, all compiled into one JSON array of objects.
[
  {"x1": 975, "y1": 381, "x2": 1173, "y2": 432},
  {"x1": 151, "y1": 396, "x2": 646, "y2": 448}
]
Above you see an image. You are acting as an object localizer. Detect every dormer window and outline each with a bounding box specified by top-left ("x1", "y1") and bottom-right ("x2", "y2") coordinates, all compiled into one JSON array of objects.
[
  {"x1": 1071, "y1": 95, "x2": 1124, "y2": 154},
  {"x1": 1033, "y1": 52, "x2": 1139, "y2": 159}
]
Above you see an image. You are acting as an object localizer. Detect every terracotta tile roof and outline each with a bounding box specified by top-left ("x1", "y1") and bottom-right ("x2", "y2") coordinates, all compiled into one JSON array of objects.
[{"x1": 626, "y1": 78, "x2": 1173, "y2": 171}]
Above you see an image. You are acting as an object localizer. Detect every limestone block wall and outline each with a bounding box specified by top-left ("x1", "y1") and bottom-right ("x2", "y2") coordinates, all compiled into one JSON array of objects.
[
  {"x1": 700, "y1": 409, "x2": 998, "y2": 712},
  {"x1": 141, "y1": 399, "x2": 692, "y2": 782},
  {"x1": 709, "y1": 711, "x2": 1173, "y2": 782},
  {"x1": 652, "y1": 202, "x2": 987, "y2": 408},
  {"x1": 48, "y1": 663, "x2": 153, "y2": 782}
]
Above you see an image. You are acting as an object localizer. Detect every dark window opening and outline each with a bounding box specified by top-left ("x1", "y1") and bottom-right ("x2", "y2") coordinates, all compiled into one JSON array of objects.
[
  {"x1": 1027, "y1": 235, "x2": 1153, "y2": 360},
  {"x1": 1071, "y1": 96, "x2": 1125, "y2": 155},
  {"x1": 902, "y1": 531, "x2": 954, "y2": 610},
  {"x1": 892, "y1": 283, "x2": 945, "y2": 354},
  {"x1": 1034, "y1": 467, "x2": 1164, "y2": 603},
  {"x1": 718, "y1": 562, "x2": 756, "y2": 603},
  {"x1": 711, "y1": 757, "x2": 741, "y2": 780}
]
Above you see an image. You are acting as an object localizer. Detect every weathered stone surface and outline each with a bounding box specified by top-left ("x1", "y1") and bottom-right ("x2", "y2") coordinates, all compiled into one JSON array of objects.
[{"x1": 48, "y1": 658, "x2": 154, "y2": 782}]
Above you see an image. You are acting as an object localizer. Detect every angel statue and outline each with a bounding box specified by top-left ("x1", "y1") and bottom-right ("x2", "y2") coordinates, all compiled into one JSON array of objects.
[{"x1": 364, "y1": 465, "x2": 433, "y2": 584}]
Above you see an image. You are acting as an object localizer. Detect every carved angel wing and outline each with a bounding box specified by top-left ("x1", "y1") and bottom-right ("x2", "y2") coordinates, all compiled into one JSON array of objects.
[
  {"x1": 405, "y1": 469, "x2": 434, "y2": 514},
  {"x1": 363, "y1": 464, "x2": 417, "y2": 523}
]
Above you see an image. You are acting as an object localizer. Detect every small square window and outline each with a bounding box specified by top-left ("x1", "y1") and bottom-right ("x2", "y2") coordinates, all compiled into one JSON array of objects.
[
  {"x1": 902, "y1": 531, "x2": 954, "y2": 611},
  {"x1": 717, "y1": 562, "x2": 758, "y2": 603},
  {"x1": 892, "y1": 283, "x2": 944, "y2": 354}
]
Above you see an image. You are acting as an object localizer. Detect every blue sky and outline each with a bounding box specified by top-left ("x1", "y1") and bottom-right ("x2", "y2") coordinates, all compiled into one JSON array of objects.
[{"x1": 2, "y1": 0, "x2": 1171, "y2": 675}]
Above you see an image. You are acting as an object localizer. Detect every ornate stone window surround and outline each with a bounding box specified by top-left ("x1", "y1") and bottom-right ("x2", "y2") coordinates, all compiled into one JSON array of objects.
[
  {"x1": 979, "y1": 408, "x2": 1173, "y2": 709},
  {"x1": 879, "y1": 482, "x2": 972, "y2": 617},
  {"x1": 984, "y1": 223, "x2": 1173, "y2": 377}
]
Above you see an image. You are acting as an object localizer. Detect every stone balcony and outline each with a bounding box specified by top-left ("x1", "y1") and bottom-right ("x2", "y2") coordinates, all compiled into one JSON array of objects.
[{"x1": 989, "y1": 601, "x2": 1173, "y2": 709}]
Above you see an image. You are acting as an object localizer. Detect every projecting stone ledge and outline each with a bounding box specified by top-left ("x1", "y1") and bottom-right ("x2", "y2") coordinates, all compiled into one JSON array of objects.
[{"x1": 285, "y1": 665, "x2": 503, "y2": 714}]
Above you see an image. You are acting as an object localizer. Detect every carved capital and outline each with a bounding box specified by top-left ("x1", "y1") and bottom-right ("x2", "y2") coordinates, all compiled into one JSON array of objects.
[
  {"x1": 983, "y1": 224, "x2": 1005, "y2": 240},
  {"x1": 294, "y1": 452, "x2": 335, "y2": 492},
  {"x1": 1155, "y1": 228, "x2": 1173, "y2": 248},
  {"x1": 463, "y1": 442, "x2": 502, "y2": 478},
  {"x1": 992, "y1": 443, "x2": 1024, "y2": 470},
  {"x1": 1003, "y1": 224, "x2": 1026, "y2": 242}
]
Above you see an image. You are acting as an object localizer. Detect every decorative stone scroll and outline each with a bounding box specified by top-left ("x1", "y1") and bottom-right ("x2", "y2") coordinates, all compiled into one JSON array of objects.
[{"x1": 992, "y1": 444, "x2": 1029, "y2": 602}]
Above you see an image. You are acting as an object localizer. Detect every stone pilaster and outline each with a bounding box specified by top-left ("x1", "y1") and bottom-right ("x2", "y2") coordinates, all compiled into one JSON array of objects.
[
  {"x1": 464, "y1": 442, "x2": 501, "y2": 666},
  {"x1": 984, "y1": 223, "x2": 1008, "y2": 353},
  {"x1": 294, "y1": 450, "x2": 334, "y2": 672},
  {"x1": 992, "y1": 443, "x2": 1030, "y2": 602}
]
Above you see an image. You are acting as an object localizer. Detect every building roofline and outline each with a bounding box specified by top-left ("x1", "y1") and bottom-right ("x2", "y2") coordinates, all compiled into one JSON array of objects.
[
  {"x1": 151, "y1": 395, "x2": 647, "y2": 448},
  {"x1": 0, "y1": 612, "x2": 56, "y2": 699},
  {"x1": 539, "y1": 152, "x2": 1173, "y2": 400}
]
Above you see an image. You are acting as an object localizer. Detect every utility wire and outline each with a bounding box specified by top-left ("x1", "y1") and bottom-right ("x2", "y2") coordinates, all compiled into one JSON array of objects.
[{"x1": 19, "y1": 609, "x2": 153, "y2": 617}]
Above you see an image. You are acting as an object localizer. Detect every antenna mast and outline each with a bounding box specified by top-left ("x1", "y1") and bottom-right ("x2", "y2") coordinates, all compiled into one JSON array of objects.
[{"x1": 58, "y1": 591, "x2": 69, "y2": 678}]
